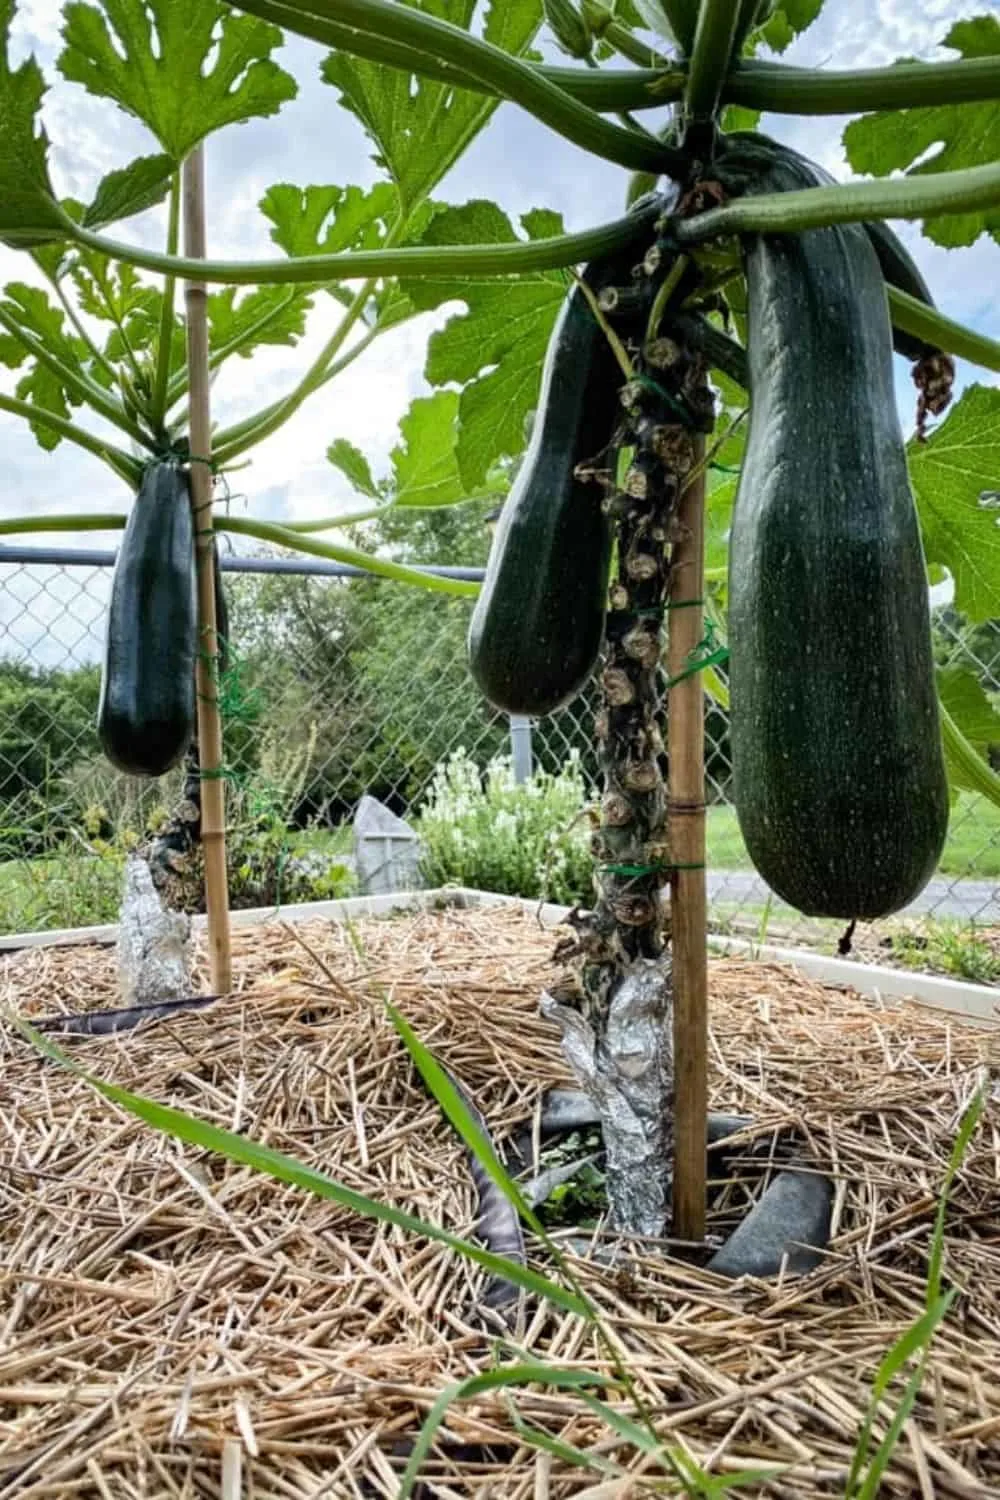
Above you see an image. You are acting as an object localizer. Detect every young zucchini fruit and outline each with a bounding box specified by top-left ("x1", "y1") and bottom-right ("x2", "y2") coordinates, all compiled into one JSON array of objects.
[
  {"x1": 468, "y1": 251, "x2": 641, "y2": 717},
  {"x1": 724, "y1": 146, "x2": 949, "y2": 919},
  {"x1": 98, "y1": 460, "x2": 197, "y2": 778}
]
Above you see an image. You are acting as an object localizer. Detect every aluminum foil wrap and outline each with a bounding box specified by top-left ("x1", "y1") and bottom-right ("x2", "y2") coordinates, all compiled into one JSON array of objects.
[
  {"x1": 117, "y1": 855, "x2": 191, "y2": 1007},
  {"x1": 540, "y1": 959, "x2": 673, "y2": 1237}
]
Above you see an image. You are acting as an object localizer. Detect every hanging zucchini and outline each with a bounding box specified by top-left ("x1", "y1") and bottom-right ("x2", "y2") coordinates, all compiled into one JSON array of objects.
[
  {"x1": 468, "y1": 249, "x2": 646, "y2": 717},
  {"x1": 98, "y1": 460, "x2": 197, "y2": 778},
  {"x1": 723, "y1": 140, "x2": 949, "y2": 920}
]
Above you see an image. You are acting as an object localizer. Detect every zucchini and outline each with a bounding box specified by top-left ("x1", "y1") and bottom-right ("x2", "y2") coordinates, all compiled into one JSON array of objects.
[
  {"x1": 98, "y1": 460, "x2": 197, "y2": 778},
  {"x1": 725, "y1": 152, "x2": 949, "y2": 919},
  {"x1": 717, "y1": 132, "x2": 948, "y2": 367},
  {"x1": 468, "y1": 251, "x2": 642, "y2": 717}
]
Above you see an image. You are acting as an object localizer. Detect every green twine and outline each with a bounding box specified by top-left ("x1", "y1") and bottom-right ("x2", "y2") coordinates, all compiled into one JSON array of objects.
[
  {"x1": 666, "y1": 616, "x2": 730, "y2": 687},
  {"x1": 710, "y1": 462, "x2": 741, "y2": 474},
  {"x1": 598, "y1": 859, "x2": 705, "y2": 877},
  {"x1": 633, "y1": 374, "x2": 696, "y2": 428},
  {"x1": 665, "y1": 597, "x2": 703, "y2": 610}
]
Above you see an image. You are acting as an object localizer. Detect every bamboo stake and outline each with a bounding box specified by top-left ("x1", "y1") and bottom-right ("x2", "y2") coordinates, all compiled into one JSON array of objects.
[
  {"x1": 182, "y1": 145, "x2": 232, "y2": 994},
  {"x1": 669, "y1": 440, "x2": 707, "y2": 1241}
]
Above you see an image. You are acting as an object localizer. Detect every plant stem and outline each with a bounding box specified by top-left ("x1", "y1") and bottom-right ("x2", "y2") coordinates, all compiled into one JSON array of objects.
[
  {"x1": 219, "y1": 515, "x2": 480, "y2": 596},
  {"x1": 0, "y1": 510, "x2": 129, "y2": 536},
  {"x1": 229, "y1": 0, "x2": 680, "y2": 110},
  {"x1": 0, "y1": 304, "x2": 153, "y2": 449},
  {"x1": 684, "y1": 0, "x2": 742, "y2": 121},
  {"x1": 603, "y1": 21, "x2": 670, "y2": 70},
  {"x1": 0, "y1": 395, "x2": 141, "y2": 485},
  {"x1": 165, "y1": 287, "x2": 303, "y2": 406},
  {"x1": 888, "y1": 287, "x2": 1000, "y2": 374},
  {"x1": 654, "y1": 0, "x2": 699, "y2": 52},
  {"x1": 67, "y1": 201, "x2": 661, "y2": 287},
  {"x1": 721, "y1": 54, "x2": 1000, "y2": 114},
  {"x1": 224, "y1": 0, "x2": 685, "y2": 174},
  {"x1": 47, "y1": 275, "x2": 120, "y2": 389},
  {"x1": 212, "y1": 319, "x2": 383, "y2": 460},
  {"x1": 150, "y1": 170, "x2": 181, "y2": 437},
  {"x1": 673, "y1": 158, "x2": 1000, "y2": 241}
]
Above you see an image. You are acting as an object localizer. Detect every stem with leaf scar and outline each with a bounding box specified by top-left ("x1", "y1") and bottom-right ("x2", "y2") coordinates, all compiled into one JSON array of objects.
[{"x1": 544, "y1": 234, "x2": 716, "y2": 1238}]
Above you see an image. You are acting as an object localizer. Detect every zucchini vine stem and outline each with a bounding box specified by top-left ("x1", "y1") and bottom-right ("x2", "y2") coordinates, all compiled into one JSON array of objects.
[
  {"x1": 149, "y1": 171, "x2": 181, "y2": 437},
  {"x1": 673, "y1": 159, "x2": 1000, "y2": 242},
  {"x1": 683, "y1": 0, "x2": 742, "y2": 123},
  {"x1": 65, "y1": 203, "x2": 661, "y2": 288},
  {"x1": 224, "y1": 0, "x2": 686, "y2": 175}
]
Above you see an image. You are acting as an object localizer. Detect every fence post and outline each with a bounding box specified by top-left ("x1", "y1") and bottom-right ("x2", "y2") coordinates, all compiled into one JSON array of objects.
[{"x1": 510, "y1": 715, "x2": 534, "y2": 784}]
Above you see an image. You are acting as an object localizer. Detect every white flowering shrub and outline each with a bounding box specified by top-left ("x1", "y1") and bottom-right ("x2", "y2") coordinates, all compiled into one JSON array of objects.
[{"x1": 416, "y1": 749, "x2": 595, "y2": 905}]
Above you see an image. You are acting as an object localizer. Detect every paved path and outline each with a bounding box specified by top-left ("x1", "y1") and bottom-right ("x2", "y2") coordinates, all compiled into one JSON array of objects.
[{"x1": 707, "y1": 871, "x2": 1000, "y2": 924}]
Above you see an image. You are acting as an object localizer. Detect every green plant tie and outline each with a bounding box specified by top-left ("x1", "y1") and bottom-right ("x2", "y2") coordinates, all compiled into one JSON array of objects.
[
  {"x1": 598, "y1": 859, "x2": 705, "y2": 876},
  {"x1": 665, "y1": 597, "x2": 703, "y2": 609},
  {"x1": 633, "y1": 373, "x2": 696, "y2": 428},
  {"x1": 666, "y1": 616, "x2": 729, "y2": 687},
  {"x1": 709, "y1": 462, "x2": 741, "y2": 474}
]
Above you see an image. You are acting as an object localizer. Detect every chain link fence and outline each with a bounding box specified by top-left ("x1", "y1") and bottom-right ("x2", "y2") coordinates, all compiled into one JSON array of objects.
[{"x1": 1, "y1": 544, "x2": 998, "y2": 943}]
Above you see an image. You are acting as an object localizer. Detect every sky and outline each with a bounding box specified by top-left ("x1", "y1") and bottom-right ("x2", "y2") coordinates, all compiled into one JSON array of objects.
[{"x1": 0, "y1": 0, "x2": 998, "y2": 664}]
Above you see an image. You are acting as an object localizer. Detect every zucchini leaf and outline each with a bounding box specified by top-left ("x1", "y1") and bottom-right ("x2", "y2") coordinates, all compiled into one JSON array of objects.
[
  {"x1": 328, "y1": 391, "x2": 505, "y2": 508},
  {"x1": 320, "y1": 0, "x2": 544, "y2": 215},
  {"x1": 758, "y1": 0, "x2": 825, "y2": 55},
  {"x1": 0, "y1": 283, "x2": 91, "y2": 452},
  {"x1": 57, "y1": 0, "x2": 297, "y2": 162},
  {"x1": 843, "y1": 16, "x2": 1000, "y2": 249},
  {"x1": 83, "y1": 153, "x2": 176, "y2": 230},
  {"x1": 402, "y1": 201, "x2": 569, "y2": 489},
  {"x1": 908, "y1": 385, "x2": 1000, "y2": 624},
  {"x1": 0, "y1": 0, "x2": 69, "y2": 247},
  {"x1": 206, "y1": 285, "x2": 315, "y2": 361}
]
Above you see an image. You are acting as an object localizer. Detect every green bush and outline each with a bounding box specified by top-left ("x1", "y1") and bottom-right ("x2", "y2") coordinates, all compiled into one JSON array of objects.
[{"x1": 416, "y1": 749, "x2": 595, "y2": 905}]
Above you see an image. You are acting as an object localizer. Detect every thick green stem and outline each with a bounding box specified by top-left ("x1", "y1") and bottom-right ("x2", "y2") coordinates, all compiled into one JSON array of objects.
[
  {"x1": 888, "y1": 287, "x2": 1000, "y2": 374},
  {"x1": 66, "y1": 202, "x2": 660, "y2": 287},
  {"x1": 656, "y1": 0, "x2": 699, "y2": 52},
  {"x1": 213, "y1": 319, "x2": 383, "y2": 460},
  {"x1": 603, "y1": 21, "x2": 670, "y2": 70},
  {"x1": 150, "y1": 171, "x2": 181, "y2": 435},
  {"x1": 217, "y1": 516, "x2": 480, "y2": 596},
  {"x1": 684, "y1": 0, "x2": 742, "y2": 120},
  {"x1": 225, "y1": 0, "x2": 684, "y2": 174},
  {"x1": 674, "y1": 159, "x2": 1000, "y2": 241},
  {"x1": 0, "y1": 399, "x2": 141, "y2": 485},
  {"x1": 722, "y1": 54, "x2": 1000, "y2": 114},
  {"x1": 48, "y1": 275, "x2": 120, "y2": 389},
  {"x1": 0, "y1": 510, "x2": 130, "y2": 536},
  {"x1": 0, "y1": 304, "x2": 153, "y2": 449}
]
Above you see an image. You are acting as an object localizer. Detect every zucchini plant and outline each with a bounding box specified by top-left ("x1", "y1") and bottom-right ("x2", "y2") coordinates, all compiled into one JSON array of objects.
[{"x1": 1, "y1": 0, "x2": 999, "y2": 1238}]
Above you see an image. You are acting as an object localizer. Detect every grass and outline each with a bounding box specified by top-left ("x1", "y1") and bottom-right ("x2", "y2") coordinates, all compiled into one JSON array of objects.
[{"x1": 705, "y1": 793, "x2": 1000, "y2": 879}]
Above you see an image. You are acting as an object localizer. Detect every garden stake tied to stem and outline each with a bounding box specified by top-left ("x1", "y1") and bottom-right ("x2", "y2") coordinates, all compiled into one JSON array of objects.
[{"x1": 183, "y1": 145, "x2": 232, "y2": 996}]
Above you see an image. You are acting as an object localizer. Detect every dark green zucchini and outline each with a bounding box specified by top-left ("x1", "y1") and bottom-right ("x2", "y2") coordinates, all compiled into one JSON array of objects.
[
  {"x1": 717, "y1": 132, "x2": 946, "y2": 366},
  {"x1": 98, "y1": 460, "x2": 197, "y2": 778},
  {"x1": 725, "y1": 155, "x2": 949, "y2": 919},
  {"x1": 468, "y1": 252, "x2": 642, "y2": 717}
]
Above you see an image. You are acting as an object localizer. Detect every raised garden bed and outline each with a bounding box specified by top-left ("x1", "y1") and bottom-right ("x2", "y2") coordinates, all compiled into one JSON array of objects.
[{"x1": 2, "y1": 898, "x2": 998, "y2": 1496}]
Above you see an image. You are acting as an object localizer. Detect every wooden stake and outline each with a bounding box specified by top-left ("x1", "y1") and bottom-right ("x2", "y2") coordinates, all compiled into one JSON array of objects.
[
  {"x1": 182, "y1": 145, "x2": 231, "y2": 994},
  {"x1": 668, "y1": 439, "x2": 708, "y2": 1241}
]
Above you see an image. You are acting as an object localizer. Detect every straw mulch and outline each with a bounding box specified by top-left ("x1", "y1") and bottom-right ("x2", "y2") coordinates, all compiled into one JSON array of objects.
[{"x1": 1, "y1": 904, "x2": 999, "y2": 1498}]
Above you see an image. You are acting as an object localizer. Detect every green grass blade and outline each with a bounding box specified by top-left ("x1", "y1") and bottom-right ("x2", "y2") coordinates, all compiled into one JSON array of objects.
[
  {"x1": 397, "y1": 1364, "x2": 617, "y2": 1499},
  {"x1": 927, "y1": 1085, "x2": 986, "y2": 1310},
  {"x1": 8, "y1": 1013, "x2": 590, "y2": 1317}
]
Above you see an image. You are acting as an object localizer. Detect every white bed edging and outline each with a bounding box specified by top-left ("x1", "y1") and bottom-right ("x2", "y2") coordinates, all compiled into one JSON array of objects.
[{"x1": 3, "y1": 886, "x2": 997, "y2": 1028}]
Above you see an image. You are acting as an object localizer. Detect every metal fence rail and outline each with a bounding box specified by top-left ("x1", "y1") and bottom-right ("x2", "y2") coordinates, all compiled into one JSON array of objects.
[{"x1": 1, "y1": 543, "x2": 997, "y2": 940}]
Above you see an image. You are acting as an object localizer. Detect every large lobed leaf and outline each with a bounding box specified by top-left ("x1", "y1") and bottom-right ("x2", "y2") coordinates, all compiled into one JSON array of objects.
[
  {"x1": 843, "y1": 16, "x2": 1000, "y2": 248},
  {"x1": 327, "y1": 390, "x2": 503, "y2": 507},
  {"x1": 403, "y1": 200, "x2": 569, "y2": 488},
  {"x1": 320, "y1": 0, "x2": 543, "y2": 214},
  {"x1": 57, "y1": 0, "x2": 297, "y2": 161},
  {"x1": 0, "y1": 0, "x2": 66, "y2": 247},
  {"x1": 909, "y1": 384, "x2": 1000, "y2": 622}
]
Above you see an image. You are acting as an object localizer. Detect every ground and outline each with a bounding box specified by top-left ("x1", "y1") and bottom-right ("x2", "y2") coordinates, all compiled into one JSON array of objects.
[{"x1": 0, "y1": 904, "x2": 998, "y2": 1496}]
